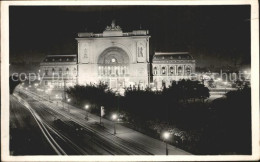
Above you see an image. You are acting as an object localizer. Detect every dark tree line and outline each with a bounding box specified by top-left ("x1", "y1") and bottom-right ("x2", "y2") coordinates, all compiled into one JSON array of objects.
[
  {"x1": 65, "y1": 80, "x2": 251, "y2": 154},
  {"x1": 122, "y1": 80, "x2": 210, "y2": 124},
  {"x1": 201, "y1": 86, "x2": 251, "y2": 154},
  {"x1": 66, "y1": 83, "x2": 118, "y2": 114}
]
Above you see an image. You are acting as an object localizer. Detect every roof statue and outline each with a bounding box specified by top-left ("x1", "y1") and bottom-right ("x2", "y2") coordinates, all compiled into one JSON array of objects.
[{"x1": 105, "y1": 20, "x2": 122, "y2": 31}]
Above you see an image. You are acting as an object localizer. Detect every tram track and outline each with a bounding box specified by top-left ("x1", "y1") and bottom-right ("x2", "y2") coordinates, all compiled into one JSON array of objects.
[{"x1": 20, "y1": 89, "x2": 153, "y2": 155}]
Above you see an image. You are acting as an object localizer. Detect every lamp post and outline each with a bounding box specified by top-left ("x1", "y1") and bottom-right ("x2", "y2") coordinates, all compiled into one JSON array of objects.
[
  {"x1": 85, "y1": 105, "x2": 89, "y2": 120},
  {"x1": 67, "y1": 98, "x2": 71, "y2": 113},
  {"x1": 100, "y1": 106, "x2": 104, "y2": 124},
  {"x1": 162, "y1": 131, "x2": 170, "y2": 155},
  {"x1": 111, "y1": 113, "x2": 118, "y2": 135}
]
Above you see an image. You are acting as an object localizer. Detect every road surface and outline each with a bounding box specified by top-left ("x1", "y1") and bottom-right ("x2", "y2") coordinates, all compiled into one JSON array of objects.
[
  {"x1": 10, "y1": 88, "x2": 191, "y2": 155},
  {"x1": 10, "y1": 95, "x2": 56, "y2": 155}
]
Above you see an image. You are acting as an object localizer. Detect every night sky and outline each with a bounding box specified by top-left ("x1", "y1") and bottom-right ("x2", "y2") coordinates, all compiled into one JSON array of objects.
[{"x1": 9, "y1": 5, "x2": 251, "y2": 68}]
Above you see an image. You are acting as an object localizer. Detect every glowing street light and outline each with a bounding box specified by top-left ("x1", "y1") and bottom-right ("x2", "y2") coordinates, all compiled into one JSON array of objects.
[
  {"x1": 67, "y1": 98, "x2": 71, "y2": 113},
  {"x1": 112, "y1": 113, "x2": 118, "y2": 120},
  {"x1": 100, "y1": 106, "x2": 105, "y2": 124},
  {"x1": 163, "y1": 131, "x2": 170, "y2": 140},
  {"x1": 162, "y1": 131, "x2": 171, "y2": 155},
  {"x1": 111, "y1": 113, "x2": 118, "y2": 135},
  {"x1": 85, "y1": 105, "x2": 89, "y2": 120}
]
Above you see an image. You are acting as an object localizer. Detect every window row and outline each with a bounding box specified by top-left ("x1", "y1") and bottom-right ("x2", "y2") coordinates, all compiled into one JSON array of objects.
[
  {"x1": 43, "y1": 67, "x2": 77, "y2": 76},
  {"x1": 98, "y1": 66, "x2": 128, "y2": 76},
  {"x1": 153, "y1": 65, "x2": 192, "y2": 76},
  {"x1": 44, "y1": 80, "x2": 76, "y2": 87}
]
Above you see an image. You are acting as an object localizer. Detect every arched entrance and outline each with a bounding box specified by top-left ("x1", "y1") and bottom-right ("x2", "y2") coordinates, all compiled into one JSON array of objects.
[{"x1": 97, "y1": 47, "x2": 130, "y2": 89}]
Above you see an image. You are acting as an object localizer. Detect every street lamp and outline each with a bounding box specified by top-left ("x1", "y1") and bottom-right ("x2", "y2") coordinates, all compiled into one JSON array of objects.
[
  {"x1": 67, "y1": 98, "x2": 71, "y2": 113},
  {"x1": 162, "y1": 131, "x2": 170, "y2": 155},
  {"x1": 85, "y1": 105, "x2": 89, "y2": 120},
  {"x1": 100, "y1": 106, "x2": 104, "y2": 124},
  {"x1": 111, "y1": 113, "x2": 118, "y2": 135}
]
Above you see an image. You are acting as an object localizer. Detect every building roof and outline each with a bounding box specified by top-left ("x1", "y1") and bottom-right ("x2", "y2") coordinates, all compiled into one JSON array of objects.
[
  {"x1": 78, "y1": 20, "x2": 149, "y2": 38},
  {"x1": 42, "y1": 55, "x2": 77, "y2": 63},
  {"x1": 153, "y1": 52, "x2": 194, "y2": 61}
]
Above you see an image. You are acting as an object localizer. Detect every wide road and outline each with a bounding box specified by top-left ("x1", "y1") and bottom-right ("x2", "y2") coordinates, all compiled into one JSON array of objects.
[
  {"x1": 10, "y1": 95, "x2": 56, "y2": 155},
  {"x1": 14, "y1": 91, "x2": 154, "y2": 155}
]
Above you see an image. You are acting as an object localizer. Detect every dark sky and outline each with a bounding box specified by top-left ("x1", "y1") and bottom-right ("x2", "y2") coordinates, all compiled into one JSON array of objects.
[{"x1": 9, "y1": 5, "x2": 251, "y2": 67}]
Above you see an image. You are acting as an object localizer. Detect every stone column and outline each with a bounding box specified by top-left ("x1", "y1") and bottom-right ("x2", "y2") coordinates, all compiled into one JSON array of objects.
[
  {"x1": 183, "y1": 65, "x2": 185, "y2": 76},
  {"x1": 166, "y1": 65, "x2": 170, "y2": 76}
]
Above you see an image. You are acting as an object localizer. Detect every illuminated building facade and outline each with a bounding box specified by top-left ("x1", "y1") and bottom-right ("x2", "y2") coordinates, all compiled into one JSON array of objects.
[
  {"x1": 39, "y1": 55, "x2": 77, "y2": 88},
  {"x1": 40, "y1": 21, "x2": 195, "y2": 90},
  {"x1": 76, "y1": 20, "x2": 150, "y2": 90},
  {"x1": 152, "y1": 52, "x2": 196, "y2": 88}
]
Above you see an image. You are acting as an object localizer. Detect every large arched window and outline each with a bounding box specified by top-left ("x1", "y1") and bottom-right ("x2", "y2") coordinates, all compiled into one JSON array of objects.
[
  {"x1": 52, "y1": 68, "x2": 55, "y2": 74},
  {"x1": 108, "y1": 67, "x2": 112, "y2": 75},
  {"x1": 169, "y1": 66, "x2": 174, "y2": 75},
  {"x1": 186, "y1": 66, "x2": 191, "y2": 75},
  {"x1": 66, "y1": 68, "x2": 69, "y2": 75},
  {"x1": 162, "y1": 67, "x2": 166, "y2": 75},
  {"x1": 98, "y1": 47, "x2": 130, "y2": 77},
  {"x1": 59, "y1": 68, "x2": 62, "y2": 76},
  {"x1": 122, "y1": 66, "x2": 125, "y2": 75},
  {"x1": 45, "y1": 69, "x2": 48, "y2": 75},
  {"x1": 153, "y1": 67, "x2": 157, "y2": 75},
  {"x1": 115, "y1": 66, "x2": 119, "y2": 76},
  {"x1": 178, "y1": 66, "x2": 183, "y2": 76},
  {"x1": 73, "y1": 67, "x2": 77, "y2": 75}
]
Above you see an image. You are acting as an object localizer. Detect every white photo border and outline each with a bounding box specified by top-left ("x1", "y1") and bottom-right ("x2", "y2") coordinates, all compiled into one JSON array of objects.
[{"x1": 1, "y1": 0, "x2": 259, "y2": 161}]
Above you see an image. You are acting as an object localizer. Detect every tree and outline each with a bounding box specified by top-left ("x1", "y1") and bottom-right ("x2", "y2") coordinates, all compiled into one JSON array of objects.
[{"x1": 208, "y1": 86, "x2": 251, "y2": 154}]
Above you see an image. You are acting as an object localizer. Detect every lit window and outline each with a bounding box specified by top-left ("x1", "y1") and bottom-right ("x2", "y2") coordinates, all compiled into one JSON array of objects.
[
  {"x1": 154, "y1": 67, "x2": 157, "y2": 75},
  {"x1": 178, "y1": 66, "x2": 182, "y2": 75},
  {"x1": 45, "y1": 69, "x2": 48, "y2": 75},
  {"x1": 111, "y1": 58, "x2": 116, "y2": 63},
  {"x1": 186, "y1": 66, "x2": 191, "y2": 75},
  {"x1": 59, "y1": 68, "x2": 62, "y2": 75},
  {"x1": 162, "y1": 67, "x2": 166, "y2": 75},
  {"x1": 73, "y1": 68, "x2": 77, "y2": 75},
  {"x1": 170, "y1": 67, "x2": 174, "y2": 75}
]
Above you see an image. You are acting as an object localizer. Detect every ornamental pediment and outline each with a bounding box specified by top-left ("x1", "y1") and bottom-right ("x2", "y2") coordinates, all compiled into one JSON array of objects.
[{"x1": 103, "y1": 20, "x2": 123, "y2": 37}]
